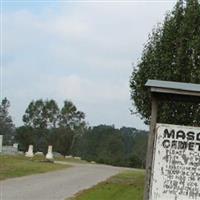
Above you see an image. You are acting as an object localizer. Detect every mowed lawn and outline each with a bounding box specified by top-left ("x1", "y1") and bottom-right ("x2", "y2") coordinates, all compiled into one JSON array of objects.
[
  {"x1": 69, "y1": 170, "x2": 145, "y2": 200},
  {"x1": 0, "y1": 155, "x2": 70, "y2": 180}
]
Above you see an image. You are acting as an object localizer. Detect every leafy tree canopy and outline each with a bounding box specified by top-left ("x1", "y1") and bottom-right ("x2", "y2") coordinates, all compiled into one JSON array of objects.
[
  {"x1": 130, "y1": 0, "x2": 200, "y2": 125},
  {"x1": 23, "y1": 99, "x2": 85, "y2": 129},
  {"x1": 59, "y1": 100, "x2": 85, "y2": 130},
  {"x1": 23, "y1": 99, "x2": 59, "y2": 129}
]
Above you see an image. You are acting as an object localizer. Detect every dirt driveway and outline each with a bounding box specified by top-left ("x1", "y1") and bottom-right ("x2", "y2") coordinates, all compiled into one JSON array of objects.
[{"x1": 0, "y1": 162, "x2": 128, "y2": 200}]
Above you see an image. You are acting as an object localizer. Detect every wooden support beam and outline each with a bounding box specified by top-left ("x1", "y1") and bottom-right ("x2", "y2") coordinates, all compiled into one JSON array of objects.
[{"x1": 143, "y1": 96, "x2": 158, "y2": 200}]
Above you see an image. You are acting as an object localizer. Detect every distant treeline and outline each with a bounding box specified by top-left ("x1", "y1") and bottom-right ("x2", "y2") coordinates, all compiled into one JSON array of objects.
[
  {"x1": 16, "y1": 125, "x2": 148, "y2": 168},
  {"x1": 71, "y1": 125, "x2": 148, "y2": 168},
  {"x1": 1, "y1": 98, "x2": 148, "y2": 169}
]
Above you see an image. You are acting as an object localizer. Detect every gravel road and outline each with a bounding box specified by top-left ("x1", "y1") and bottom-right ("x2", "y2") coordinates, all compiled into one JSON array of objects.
[{"x1": 0, "y1": 162, "x2": 128, "y2": 200}]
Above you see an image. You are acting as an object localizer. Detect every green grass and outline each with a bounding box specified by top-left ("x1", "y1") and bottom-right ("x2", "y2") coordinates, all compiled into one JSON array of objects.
[
  {"x1": 69, "y1": 170, "x2": 145, "y2": 200},
  {"x1": 0, "y1": 155, "x2": 70, "y2": 180}
]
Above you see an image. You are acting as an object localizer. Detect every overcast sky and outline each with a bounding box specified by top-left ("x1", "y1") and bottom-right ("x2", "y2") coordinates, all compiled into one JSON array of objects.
[{"x1": 2, "y1": 0, "x2": 176, "y2": 130}]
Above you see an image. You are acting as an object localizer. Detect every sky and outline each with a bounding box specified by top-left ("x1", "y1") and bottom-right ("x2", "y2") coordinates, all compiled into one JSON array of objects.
[{"x1": 1, "y1": 0, "x2": 176, "y2": 130}]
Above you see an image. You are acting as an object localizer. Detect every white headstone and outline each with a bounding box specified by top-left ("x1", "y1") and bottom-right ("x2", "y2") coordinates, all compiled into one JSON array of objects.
[
  {"x1": 0, "y1": 135, "x2": 3, "y2": 153},
  {"x1": 65, "y1": 155, "x2": 72, "y2": 159},
  {"x1": 74, "y1": 156, "x2": 81, "y2": 160},
  {"x1": 46, "y1": 145, "x2": 53, "y2": 160},
  {"x1": 25, "y1": 145, "x2": 34, "y2": 157},
  {"x1": 13, "y1": 143, "x2": 18, "y2": 149}
]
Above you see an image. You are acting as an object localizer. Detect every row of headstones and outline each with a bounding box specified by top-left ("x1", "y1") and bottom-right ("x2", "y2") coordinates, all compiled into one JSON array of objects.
[
  {"x1": 0, "y1": 135, "x2": 19, "y2": 154},
  {"x1": 25, "y1": 145, "x2": 53, "y2": 160}
]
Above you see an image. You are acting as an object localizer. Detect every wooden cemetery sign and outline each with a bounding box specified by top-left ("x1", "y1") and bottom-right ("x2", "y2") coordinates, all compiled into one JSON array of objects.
[
  {"x1": 144, "y1": 80, "x2": 200, "y2": 200},
  {"x1": 151, "y1": 124, "x2": 200, "y2": 199}
]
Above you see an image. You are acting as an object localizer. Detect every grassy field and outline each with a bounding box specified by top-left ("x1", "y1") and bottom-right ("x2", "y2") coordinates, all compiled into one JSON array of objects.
[
  {"x1": 0, "y1": 155, "x2": 70, "y2": 180},
  {"x1": 69, "y1": 170, "x2": 145, "y2": 200}
]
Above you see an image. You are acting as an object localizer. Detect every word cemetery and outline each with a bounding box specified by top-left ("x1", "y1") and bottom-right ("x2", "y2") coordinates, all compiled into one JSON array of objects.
[{"x1": 162, "y1": 128, "x2": 200, "y2": 151}]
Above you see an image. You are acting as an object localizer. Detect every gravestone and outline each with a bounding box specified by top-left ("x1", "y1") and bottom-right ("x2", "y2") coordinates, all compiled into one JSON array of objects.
[
  {"x1": 46, "y1": 145, "x2": 53, "y2": 160},
  {"x1": 74, "y1": 156, "x2": 81, "y2": 160},
  {"x1": 25, "y1": 145, "x2": 34, "y2": 157},
  {"x1": 2, "y1": 146, "x2": 18, "y2": 155},
  {"x1": 0, "y1": 135, "x2": 3, "y2": 153},
  {"x1": 13, "y1": 143, "x2": 19, "y2": 149},
  {"x1": 65, "y1": 155, "x2": 72, "y2": 159}
]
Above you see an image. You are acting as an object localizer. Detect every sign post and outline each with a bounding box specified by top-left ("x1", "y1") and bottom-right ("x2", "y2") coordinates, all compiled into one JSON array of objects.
[
  {"x1": 0, "y1": 135, "x2": 2, "y2": 153},
  {"x1": 144, "y1": 80, "x2": 200, "y2": 200},
  {"x1": 144, "y1": 96, "x2": 158, "y2": 200}
]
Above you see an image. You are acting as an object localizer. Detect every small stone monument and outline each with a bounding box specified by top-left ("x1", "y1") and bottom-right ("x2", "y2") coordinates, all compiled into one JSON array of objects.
[
  {"x1": 46, "y1": 145, "x2": 53, "y2": 160},
  {"x1": 13, "y1": 143, "x2": 18, "y2": 149},
  {"x1": 25, "y1": 145, "x2": 34, "y2": 157},
  {"x1": 74, "y1": 156, "x2": 81, "y2": 160},
  {"x1": 35, "y1": 151, "x2": 44, "y2": 156},
  {"x1": 0, "y1": 135, "x2": 3, "y2": 153},
  {"x1": 65, "y1": 155, "x2": 72, "y2": 159}
]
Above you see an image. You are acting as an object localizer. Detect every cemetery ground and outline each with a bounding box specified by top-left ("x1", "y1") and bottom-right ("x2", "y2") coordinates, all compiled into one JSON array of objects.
[
  {"x1": 68, "y1": 170, "x2": 144, "y2": 200},
  {"x1": 0, "y1": 155, "x2": 144, "y2": 200},
  {"x1": 0, "y1": 155, "x2": 70, "y2": 180}
]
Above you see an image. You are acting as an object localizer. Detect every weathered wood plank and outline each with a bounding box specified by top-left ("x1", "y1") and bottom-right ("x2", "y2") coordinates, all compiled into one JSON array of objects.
[{"x1": 144, "y1": 96, "x2": 158, "y2": 200}]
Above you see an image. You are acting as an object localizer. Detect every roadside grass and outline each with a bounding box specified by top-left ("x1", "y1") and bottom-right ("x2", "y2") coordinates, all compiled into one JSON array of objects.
[
  {"x1": 0, "y1": 155, "x2": 70, "y2": 180},
  {"x1": 68, "y1": 170, "x2": 145, "y2": 200}
]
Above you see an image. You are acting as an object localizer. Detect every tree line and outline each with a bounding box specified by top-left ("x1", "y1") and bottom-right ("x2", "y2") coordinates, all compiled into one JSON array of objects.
[
  {"x1": 0, "y1": 98, "x2": 148, "y2": 168},
  {"x1": 71, "y1": 125, "x2": 148, "y2": 168}
]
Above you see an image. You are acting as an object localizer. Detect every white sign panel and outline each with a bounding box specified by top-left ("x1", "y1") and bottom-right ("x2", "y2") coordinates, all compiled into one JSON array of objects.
[{"x1": 150, "y1": 124, "x2": 200, "y2": 200}]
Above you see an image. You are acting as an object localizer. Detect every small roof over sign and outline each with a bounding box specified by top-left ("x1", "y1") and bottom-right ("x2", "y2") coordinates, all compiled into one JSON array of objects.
[{"x1": 145, "y1": 79, "x2": 200, "y2": 97}]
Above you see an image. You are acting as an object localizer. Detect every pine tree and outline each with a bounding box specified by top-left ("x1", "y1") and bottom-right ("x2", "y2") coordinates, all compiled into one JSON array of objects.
[
  {"x1": 130, "y1": 0, "x2": 200, "y2": 125},
  {"x1": 0, "y1": 98, "x2": 15, "y2": 145}
]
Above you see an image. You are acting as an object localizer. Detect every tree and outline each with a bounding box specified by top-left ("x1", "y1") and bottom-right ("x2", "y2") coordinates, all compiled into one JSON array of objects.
[
  {"x1": 0, "y1": 98, "x2": 15, "y2": 145},
  {"x1": 59, "y1": 100, "x2": 85, "y2": 130},
  {"x1": 131, "y1": 131, "x2": 148, "y2": 168},
  {"x1": 23, "y1": 99, "x2": 85, "y2": 130},
  {"x1": 16, "y1": 126, "x2": 49, "y2": 153},
  {"x1": 15, "y1": 126, "x2": 35, "y2": 152},
  {"x1": 23, "y1": 99, "x2": 59, "y2": 129},
  {"x1": 20, "y1": 99, "x2": 85, "y2": 154},
  {"x1": 130, "y1": 0, "x2": 200, "y2": 125},
  {"x1": 70, "y1": 125, "x2": 127, "y2": 166},
  {"x1": 48, "y1": 128, "x2": 74, "y2": 155},
  {"x1": 43, "y1": 100, "x2": 59, "y2": 128}
]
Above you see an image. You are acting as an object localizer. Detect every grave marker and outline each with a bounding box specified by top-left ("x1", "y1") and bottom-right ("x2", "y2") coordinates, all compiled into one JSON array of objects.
[
  {"x1": 25, "y1": 145, "x2": 34, "y2": 157},
  {"x1": 46, "y1": 145, "x2": 53, "y2": 160}
]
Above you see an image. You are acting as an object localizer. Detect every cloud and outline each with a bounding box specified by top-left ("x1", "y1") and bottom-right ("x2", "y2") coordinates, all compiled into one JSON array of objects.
[
  {"x1": 3, "y1": 1, "x2": 176, "y2": 129},
  {"x1": 47, "y1": 74, "x2": 128, "y2": 102}
]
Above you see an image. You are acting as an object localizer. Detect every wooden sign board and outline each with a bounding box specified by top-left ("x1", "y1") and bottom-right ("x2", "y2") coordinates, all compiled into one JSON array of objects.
[{"x1": 150, "y1": 124, "x2": 200, "y2": 200}]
